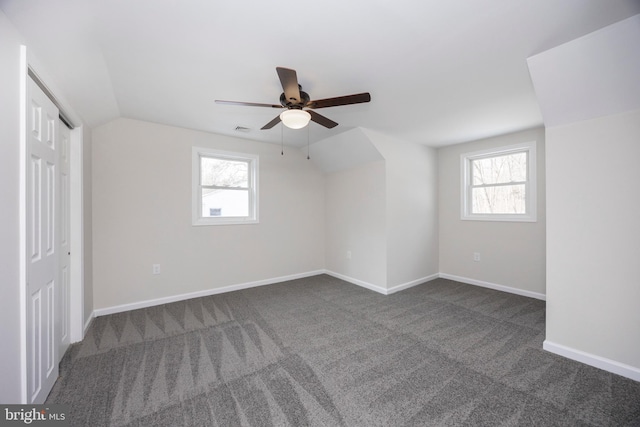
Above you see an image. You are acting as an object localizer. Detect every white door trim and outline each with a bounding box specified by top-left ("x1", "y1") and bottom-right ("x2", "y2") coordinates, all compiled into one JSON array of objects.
[
  {"x1": 69, "y1": 127, "x2": 84, "y2": 342},
  {"x1": 19, "y1": 43, "x2": 29, "y2": 405}
]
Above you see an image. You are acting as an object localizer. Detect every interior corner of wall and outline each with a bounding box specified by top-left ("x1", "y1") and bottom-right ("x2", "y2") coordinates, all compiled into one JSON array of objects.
[{"x1": 308, "y1": 127, "x2": 384, "y2": 173}]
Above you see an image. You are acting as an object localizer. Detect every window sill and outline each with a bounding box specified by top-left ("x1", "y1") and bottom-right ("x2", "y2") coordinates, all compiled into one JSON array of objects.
[
  {"x1": 461, "y1": 214, "x2": 536, "y2": 223},
  {"x1": 192, "y1": 217, "x2": 259, "y2": 226}
]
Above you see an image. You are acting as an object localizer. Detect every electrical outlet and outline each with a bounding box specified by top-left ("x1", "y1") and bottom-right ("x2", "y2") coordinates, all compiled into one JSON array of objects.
[
  {"x1": 346, "y1": 251, "x2": 352, "y2": 260},
  {"x1": 473, "y1": 252, "x2": 480, "y2": 262},
  {"x1": 152, "y1": 264, "x2": 161, "y2": 274}
]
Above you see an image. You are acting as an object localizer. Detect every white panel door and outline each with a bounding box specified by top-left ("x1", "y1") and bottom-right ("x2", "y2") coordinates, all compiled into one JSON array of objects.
[
  {"x1": 58, "y1": 121, "x2": 71, "y2": 359},
  {"x1": 27, "y1": 77, "x2": 60, "y2": 404}
]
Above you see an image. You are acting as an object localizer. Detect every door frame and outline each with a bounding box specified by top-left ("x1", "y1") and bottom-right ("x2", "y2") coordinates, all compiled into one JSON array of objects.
[
  {"x1": 69, "y1": 126, "x2": 85, "y2": 342},
  {"x1": 19, "y1": 45, "x2": 85, "y2": 403}
]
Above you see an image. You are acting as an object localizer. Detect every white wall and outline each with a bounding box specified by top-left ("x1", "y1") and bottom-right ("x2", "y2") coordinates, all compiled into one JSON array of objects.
[
  {"x1": 528, "y1": 14, "x2": 640, "y2": 379},
  {"x1": 91, "y1": 118, "x2": 325, "y2": 311},
  {"x1": 325, "y1": 161, "x2": 387, "y2": 289},
  {"x1": 0, "y1": 10, "x2": 26, "y2": 403},
  {"x1": 546, "y1": 108, "x2": 640, "y2": 373},
  {"x1": 438, "y1": 127, "x2": 546, "y2": 297},
  {"x1": 366, "y1": 130, "x2": 439, "y2": 289}
]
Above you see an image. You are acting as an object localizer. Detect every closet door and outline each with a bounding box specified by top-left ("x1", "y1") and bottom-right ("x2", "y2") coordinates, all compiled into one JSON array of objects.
[
  {"x1": 58, "y1": 120, "x2": 71, "y2": 360},
  {"x1": 26, "y1": 76, "x2": 60, "y2": 403}
]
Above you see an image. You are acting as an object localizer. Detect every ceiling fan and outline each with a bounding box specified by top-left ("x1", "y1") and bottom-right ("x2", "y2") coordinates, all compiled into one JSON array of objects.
[{"x1": 215, "y1": 67, "x2": 371, "y2": 130}]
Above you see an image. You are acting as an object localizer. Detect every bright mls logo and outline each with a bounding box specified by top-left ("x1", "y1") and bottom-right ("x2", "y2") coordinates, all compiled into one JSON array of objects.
[{"x1": 0, "y1": 405, "x2": 68, "y2": 426}]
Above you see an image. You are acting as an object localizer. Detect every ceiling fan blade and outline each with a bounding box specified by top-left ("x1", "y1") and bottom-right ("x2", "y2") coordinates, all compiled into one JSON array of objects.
[
  {"x1": 215, "y1": 100, "x2": 282, "y2": 108},
  {"x1": 261, "y1": 115, "x2": 282, "y2": 130},
  {"x1": 308, "y1": 110, "x2": 338, "y2": 129},
  {"x1": 276, "y1": 67, "x2": 301, "y2": 104},
  {"x1": 307, "y1": 92, "x2": 371, "y2": 109}
]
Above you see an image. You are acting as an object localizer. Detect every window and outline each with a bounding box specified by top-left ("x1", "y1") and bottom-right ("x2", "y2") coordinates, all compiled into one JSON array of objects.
[
  {"x1": 461, "y1": 141, "x2": 536, "y2": 222},
  {"x1": 192, "y1": 147, "x2": 258, "y2": 225}
]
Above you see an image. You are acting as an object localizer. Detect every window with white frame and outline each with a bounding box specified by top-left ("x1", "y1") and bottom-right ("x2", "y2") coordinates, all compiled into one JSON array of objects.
[
  {"x1": 460, "y1": 141, "x2": 536, "y2": 222},
  {"x1": 192, "y1": 147, "x2": 258, "y2": 225}
]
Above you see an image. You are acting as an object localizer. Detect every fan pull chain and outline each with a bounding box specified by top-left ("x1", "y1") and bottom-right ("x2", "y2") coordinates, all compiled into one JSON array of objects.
[
  {"x1": 307, "y1": 124, "x2": 310, "y2": 160},
  {"x1": 281, "y1": 122, "x2": 284, "y2": 155}
]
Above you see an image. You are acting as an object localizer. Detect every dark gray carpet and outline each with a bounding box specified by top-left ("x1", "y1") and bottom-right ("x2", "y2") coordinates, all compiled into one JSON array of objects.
[{"x1": 46, "y1": 275, "x2": 640, "y2": 426}]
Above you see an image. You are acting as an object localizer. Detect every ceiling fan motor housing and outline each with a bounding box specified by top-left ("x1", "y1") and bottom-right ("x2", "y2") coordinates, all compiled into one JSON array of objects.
[{"x1": 280, "y1": 87, "x2": 310, "y2": 109}]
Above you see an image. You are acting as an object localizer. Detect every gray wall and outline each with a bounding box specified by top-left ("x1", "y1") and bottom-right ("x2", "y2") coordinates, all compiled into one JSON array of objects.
[
  {"x1": 325, "y1": 161, "x2": 387, "y2": 288},
  {"x1": 367, "y1": 130, "x2": 439, "y2": 289},
  {"x1": 322, "y1": 129, "x2": 439, "y2": 292},
  {"x1": 438, "y1": 127, "x2": 546, "y2": 297},
  {"x1": 529, "y1": 14, "x2": 640, "y2": 378},
  {"x1": 91, "y1": 118, "x2": 325, "y2": 311},
  {"x1": 546, "y1": 108, "x2": 640, "y2": 371}
]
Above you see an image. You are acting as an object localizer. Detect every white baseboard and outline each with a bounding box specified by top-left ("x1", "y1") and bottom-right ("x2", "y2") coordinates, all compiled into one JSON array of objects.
[
  {"x1": 324, "y1": 270, "x2": 439, "y2": 295},
  {"x1": 387, "y1": 273, "x2": 440, "y2": 294},
  {"x1": 324, "y1": 270, "x2": 388, "y2": 294},
  {"x1": 93, "y1": 270, "x2": 325, "y2": 317},
  {"x1": 543, "y1": 340, "x2": 640, "y2": 382},
  {"x1": 94, "y1": 271, "x2": 544, "y2": 318},
  {"x1": 439, "y1": 273, "x2": 546, "y2": 301},
  {"x1": 83, "y1": 312, "x2": 94, "y2": 336},
  {"x1": 69, "y1": 311, "x2": 94, "y2": 344}
]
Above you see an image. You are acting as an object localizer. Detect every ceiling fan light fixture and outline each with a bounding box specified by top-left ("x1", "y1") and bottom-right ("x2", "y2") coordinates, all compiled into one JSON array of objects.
[{"x1": 280, "y1": 109, "x2": 311, "y2": 129}]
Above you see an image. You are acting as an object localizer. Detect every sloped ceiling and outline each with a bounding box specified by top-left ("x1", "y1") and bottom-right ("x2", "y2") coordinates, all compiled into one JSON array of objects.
[
  {"x1": 2, "y1": 0, "x2": 640, "y2": 147},
  {"x1": 309, "y1": 128, "x2": 384, "y2": 174},
  {"x1": 527, "y1": 14, "x2": 640, "y2": 127}
]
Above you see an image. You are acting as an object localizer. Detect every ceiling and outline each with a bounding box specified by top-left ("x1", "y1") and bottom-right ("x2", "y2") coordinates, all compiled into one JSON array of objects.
[{"x1": 2, "y1": 0, "x2": 639, "y2": 148}]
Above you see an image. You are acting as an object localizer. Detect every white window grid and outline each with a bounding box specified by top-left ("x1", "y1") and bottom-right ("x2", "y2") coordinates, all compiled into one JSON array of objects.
[
  {"x1": 192, "y1": 147, "x2": 259, "y2": 226},
  {"x1": 460, "y1": 141, "x2": 537, "y2": 222}
]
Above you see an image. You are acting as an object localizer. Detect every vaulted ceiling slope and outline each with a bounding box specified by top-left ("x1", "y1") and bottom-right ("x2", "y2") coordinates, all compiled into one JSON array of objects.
[{"x1": 2, "y1": 0, "x2": 639, "y2": 147}]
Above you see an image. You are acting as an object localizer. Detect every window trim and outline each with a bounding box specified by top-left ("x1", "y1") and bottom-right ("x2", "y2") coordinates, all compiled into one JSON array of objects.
[
  {"x1": 460, "y1": 141, "x2": 537, "y2": 222},
  {"x1": 192, "y1": 147, "x2": 259, "y2": 226}
]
